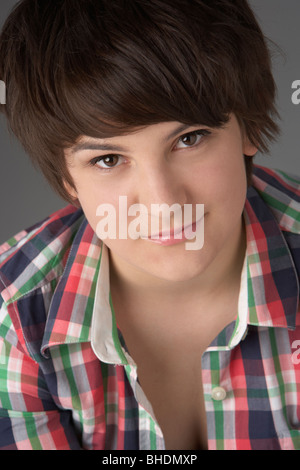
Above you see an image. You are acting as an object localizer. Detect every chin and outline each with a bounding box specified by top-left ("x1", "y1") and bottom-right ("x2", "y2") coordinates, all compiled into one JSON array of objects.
[{"x1": 144, "y1": 257, "x2": 207, "y2": 284}]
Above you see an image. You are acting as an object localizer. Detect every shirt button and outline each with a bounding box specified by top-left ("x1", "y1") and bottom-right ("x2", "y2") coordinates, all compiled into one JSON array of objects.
[{"x1": 211, "y1": 386, "x2": 227, "y2": 401}]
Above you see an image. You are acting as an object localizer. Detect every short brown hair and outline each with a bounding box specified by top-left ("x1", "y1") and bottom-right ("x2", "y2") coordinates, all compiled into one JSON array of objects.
[{"x1": 0, "y1": 0, "x2": 280, "y2": 203}]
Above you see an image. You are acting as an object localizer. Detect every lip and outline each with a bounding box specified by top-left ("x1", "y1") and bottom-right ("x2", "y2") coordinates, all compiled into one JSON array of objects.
[{"x1": 141, "y1": 218, "x2": 203, "y2": 246}]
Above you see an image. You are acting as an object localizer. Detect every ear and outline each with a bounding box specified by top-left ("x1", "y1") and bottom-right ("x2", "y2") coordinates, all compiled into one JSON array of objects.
[{"x1": 242, "y1": 136, "x2": 258, "y2": 157}]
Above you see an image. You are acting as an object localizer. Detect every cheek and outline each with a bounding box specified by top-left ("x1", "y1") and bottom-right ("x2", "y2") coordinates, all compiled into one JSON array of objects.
[
  {"x1": 217, "y1": 172, "x2": 247, "y2": 229},
  {"x1": 74, "y1": 180, "x2": 120, "y2": 233},
  {"x1": 192, "y1": 150, "x2": 247, "y2": 213}
]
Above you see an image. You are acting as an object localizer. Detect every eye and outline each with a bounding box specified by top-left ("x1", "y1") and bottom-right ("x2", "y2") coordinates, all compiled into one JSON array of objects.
[
  {"x1": 175, "y1": 130, "x2": 210, "y2": 150},
  {"x1": 90, "y1": 154, "x2": 123, "y2": 169}
]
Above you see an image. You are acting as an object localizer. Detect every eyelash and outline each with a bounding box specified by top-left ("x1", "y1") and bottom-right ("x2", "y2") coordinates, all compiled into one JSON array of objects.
[{"x1": 89, "y1": 128, "x2": 211, "y2": 171}]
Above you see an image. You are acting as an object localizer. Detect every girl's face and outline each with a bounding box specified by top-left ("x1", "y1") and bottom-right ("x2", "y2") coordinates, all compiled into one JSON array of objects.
[{"x1": 65, "y1": 114, "x2": 257, "y2": 286}]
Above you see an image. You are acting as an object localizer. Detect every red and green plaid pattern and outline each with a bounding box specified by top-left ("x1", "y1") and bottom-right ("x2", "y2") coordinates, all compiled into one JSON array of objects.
[{"x1": 0, "y1": 165, "x2": 299, "y2": 450}]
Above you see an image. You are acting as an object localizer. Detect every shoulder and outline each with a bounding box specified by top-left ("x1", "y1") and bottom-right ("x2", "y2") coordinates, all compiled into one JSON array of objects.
[
  {"x1": 0, "y1": 205, "x2": 85, "y2": 306},
  {"x1": 252, "y1": 164, "x2": 300, "y2": 234}
]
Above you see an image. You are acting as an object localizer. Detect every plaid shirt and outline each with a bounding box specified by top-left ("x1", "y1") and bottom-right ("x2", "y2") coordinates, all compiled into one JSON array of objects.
[{"x1": 0, "y1": 165, "x2": 299, "y2": 450}]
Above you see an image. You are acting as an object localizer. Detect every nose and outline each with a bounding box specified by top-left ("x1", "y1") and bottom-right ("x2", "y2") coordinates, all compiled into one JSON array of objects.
[
  {"x1": 129, "y1": 160, "x2": 190, "y2": 236},
  {"x1": 135, "y1": 160, "x2": 188, "y2": 210}
]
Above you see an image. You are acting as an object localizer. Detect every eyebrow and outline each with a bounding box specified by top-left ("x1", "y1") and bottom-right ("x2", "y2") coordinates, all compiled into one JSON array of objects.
[
  {"x1": 70, "y1": 141, "x2": 125, "y2": 154},
  {"x1": 70, "y1": 123, "x2": 193, "y2": 155}
]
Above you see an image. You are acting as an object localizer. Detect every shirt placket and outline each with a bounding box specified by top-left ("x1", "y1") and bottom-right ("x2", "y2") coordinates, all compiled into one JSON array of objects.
[
  {"x1": 202, "y1": 348, "x2": 235, "y2": 450},
  {"x1": 123, "y1": 363, "x2": 165, "y2": 450}
]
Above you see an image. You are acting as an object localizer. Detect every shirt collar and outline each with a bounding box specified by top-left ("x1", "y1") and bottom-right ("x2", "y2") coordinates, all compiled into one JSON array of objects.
[
  {"x1": 41, "y1": 217, "x2": 132, "y2": 364},
  {"x1": 90, "y1": 243, "x2": 132, "y2": 365},
  {"x1": 245, "y1": 185, "x2": 299, "y2": 330},
  {"x1": 41, "y1": 217, "x2": 102, "y2": 357}
]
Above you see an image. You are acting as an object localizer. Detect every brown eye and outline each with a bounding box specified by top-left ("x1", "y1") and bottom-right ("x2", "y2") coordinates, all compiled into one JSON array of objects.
[
  {"x1": 175, "y1": 129, "x2": 211, "y2": 150},
  {"x1": 181, "y1": 133, "x2": 199, "y2": 146},
  {"x1": 92, "y1": 155, "x2": 123, "y2": 169},
  {"x1": 101, "y1": 156, "x2": 119, "y2": 167}
]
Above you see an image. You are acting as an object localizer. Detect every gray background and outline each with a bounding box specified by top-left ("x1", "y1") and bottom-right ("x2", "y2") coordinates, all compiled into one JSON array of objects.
[{"x1": 1, "y1": 0, "x2": 300, "y2": 244}]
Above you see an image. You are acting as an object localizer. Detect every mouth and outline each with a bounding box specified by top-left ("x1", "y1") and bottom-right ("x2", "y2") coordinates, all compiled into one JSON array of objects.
[{"x1": 141, "y1": 217, "x2": 203, "y2": 246}]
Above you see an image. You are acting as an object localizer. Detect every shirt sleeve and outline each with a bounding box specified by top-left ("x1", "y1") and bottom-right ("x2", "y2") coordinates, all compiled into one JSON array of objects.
[{"x1": 0, "y1": 336, "x2": 82, "y2": 450}]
